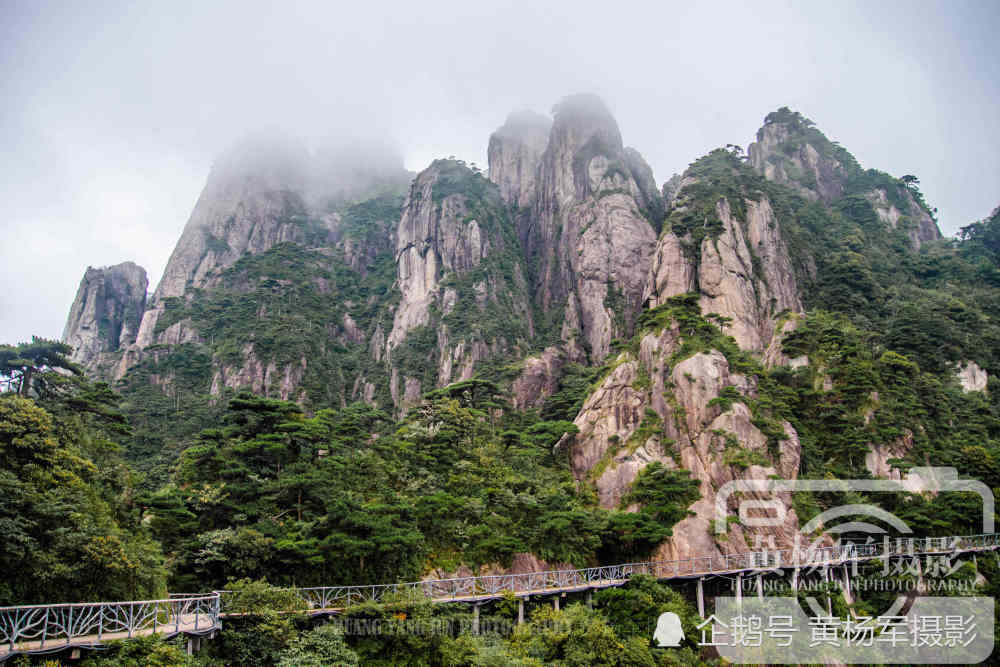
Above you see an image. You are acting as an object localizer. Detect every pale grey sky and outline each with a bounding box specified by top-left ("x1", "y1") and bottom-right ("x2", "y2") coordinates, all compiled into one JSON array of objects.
[{"x1": 2, "y1": 0, "x2": 998, "y2": 345}]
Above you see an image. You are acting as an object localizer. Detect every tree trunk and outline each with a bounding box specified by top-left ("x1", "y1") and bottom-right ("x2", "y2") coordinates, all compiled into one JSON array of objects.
[{"x1": 20, "y1": 366, "x2": 33, "y2": 397}]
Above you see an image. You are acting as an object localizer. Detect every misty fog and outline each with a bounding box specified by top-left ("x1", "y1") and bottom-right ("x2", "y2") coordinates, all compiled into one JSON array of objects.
[{"x1": 2, "y1": 0, "x2": 998, "y2": 344}]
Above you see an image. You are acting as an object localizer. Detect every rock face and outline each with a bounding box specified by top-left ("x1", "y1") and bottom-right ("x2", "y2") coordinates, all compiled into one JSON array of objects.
[
  {"x1": 155, "y1": 135, "x2": 316, "y2": 302},
  {"x1": 697, "y1": 197, "x2": 802, "y2": 352},
  {"x1": 568, "y1": 323, "x2": 803, "y2": 560},
  {"x1": 511, "y1": 346, "x2": 565, "y2": 410},
  {"x1": 748, "y1": 108, "x2": 941, "y2": 247},
  {"x1": 388, "y1": 164, "x2": 487, "y2": 350},
  {"x1": 624, "y1": 147, "x2": 666, "y2": 225},
  {"x1": 62, "y1": 262, "x2": 148, "y2": 374},
  {"x1": 487, "y1": 111, "x2": 551, "y2": 213},
  {"x1": 645, "y1": 186, "x2": 802, "y2": 353},
  {"x1": 865, "y1": 186, "x2": 941, "y2": 249},
  {"x1": 490, "y1": 94, "x2": 658, "y2": 362},
  {"x1": 131, "y1": 135, "x2": 325, "y2": 352},
  {"x1": 661, "y1": 173, "x2": 683, "y2": 208},
  {"x1": 865, "y1": 432, "x2": 914, "y2": 480},
  {"x1": 117, "y1": 135, "x2": 414, "y2": 392},
  {"x1": 566, "y1": 138, "x2": 812, "y2": 557},
  {"x1": 643, "y1": 230, "x2": 695, "y2": 306},
  {"x1": 386, "y1": 159, "x2": 533, "y2": 410},
  {"x1": 762, "y1": 314, "x2": 808, "y2": 369},
  {"x1": 748, "y1": 117, "x2": 847, "y2": 204},
  {"x1": 210, "y1": 346, "x2": 307, "y2": 402},
  {"x1": 956, "y1": 361, "x2": 988, "y2": 392}
]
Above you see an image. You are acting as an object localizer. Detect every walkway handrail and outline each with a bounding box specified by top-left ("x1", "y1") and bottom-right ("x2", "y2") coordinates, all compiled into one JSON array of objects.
[
  {"x1": 231, "y1": 532, "x2": 1000, "y2": 612},
  {"x1": 1, "y1": 593, "x2": 220, "y2": 657},
  {"x1": 0, "y1": 593, "x2": 218, "y2": 611},
  {"x1": 5, "y1": 532, "x2": 1000, "y2": 655}
]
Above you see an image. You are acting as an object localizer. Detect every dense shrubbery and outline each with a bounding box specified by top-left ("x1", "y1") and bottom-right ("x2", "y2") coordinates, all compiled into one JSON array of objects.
[
  {"x1": 145, "y1": 379, "x2": 698, "y2": 593},
  {"x1": 0, "y1": 380, "x2": 167, "y2": 605}
]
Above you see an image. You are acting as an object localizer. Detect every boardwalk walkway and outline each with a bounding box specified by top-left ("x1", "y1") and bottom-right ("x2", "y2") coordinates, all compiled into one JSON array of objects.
[
  {"x1": 3, "y1": 533, "x2": 998, "y2": 660},
  {"x1": 0, "y1": 595, "x2": 219, "y2": 660}
]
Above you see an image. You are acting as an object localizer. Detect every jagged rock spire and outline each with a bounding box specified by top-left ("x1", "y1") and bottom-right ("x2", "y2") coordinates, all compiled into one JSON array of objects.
[
  {"x1": 62, "y1": 262, "x2": 148, "y2": 373},
  {"x1": 488, "y1": 94, "x2": 659, "y2": 362}
]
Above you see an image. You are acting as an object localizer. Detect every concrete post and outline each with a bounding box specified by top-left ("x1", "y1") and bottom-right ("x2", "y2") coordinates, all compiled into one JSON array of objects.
[
  {"x1": 553, "y1": 596, "x2": 560, "y2": 611},
  {"x1": 823, "y1": 567, "x2": 832, "y2": 616},
  {"x1": 736, "y1": 573, "x2": 742, "y2": 612},
  {"x1": 756, "y1": 574, "x2": 763, "y2": 600},
  {"x1": 586, "y1": 589, "x2": 593, "y2": 609},
  {"x1": 791, "y1": 568, "x2": 799, "y2": 592},
  {"x1": 473, "y1": 604, "x2": 480, "y2": 635},
  {"x1": 697, "y1": 578, "x2": 705, "y2": 618},
  {"x1": 518, "y1": 598, "x2": 524, "y2": 626}
]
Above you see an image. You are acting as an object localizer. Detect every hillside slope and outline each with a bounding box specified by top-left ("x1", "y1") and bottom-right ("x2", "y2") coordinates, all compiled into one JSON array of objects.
[{"x1": 59, "y1": 98, "x2": 1000, "y2": 578}]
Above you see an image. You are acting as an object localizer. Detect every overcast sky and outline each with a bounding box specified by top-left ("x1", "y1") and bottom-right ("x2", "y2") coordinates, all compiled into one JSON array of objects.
[{"x1": 2, "y1": 0, "x2": 998, "y2": 346}]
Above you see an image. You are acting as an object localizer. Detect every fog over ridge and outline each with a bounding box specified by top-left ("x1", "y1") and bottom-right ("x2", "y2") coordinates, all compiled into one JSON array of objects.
[{"x1": 2, "y1": 0, "x2": 998, "y2": 344}]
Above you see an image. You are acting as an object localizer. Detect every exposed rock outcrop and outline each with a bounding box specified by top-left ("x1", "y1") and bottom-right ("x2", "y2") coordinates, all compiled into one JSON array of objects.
[
  {"x1": 493, "y1": 94, "x2": 657, "y2": 362},
  {"x1": 209, "y1": 345, "x2": 307, "y2": 402},
  {"x1": 62, "y1": 262, "x2": 148, "y2": 375},
  {"x1": 762, "y1": 313, "x2": 808, "y2": 369},
  {"x1": 388, "y1": 164, "x2": 489, "y2": 350},
  {"x1": 865, "y1": 431, "x2": 914, "y2": 480},
  {"x1": 128, "y1": 135, "x2": 330, "y2": 367},
  {"x1": 487, "y1": 110, "x2": 551, "y2": 212},
  {"x1": 117, "y1": 135, "x2": 411, "y2": 392},
  {"x1": 956, "y1": 360, "x2": 988, "y2": 392},
  {"x1": 386, "y1": 159, "x2": 533, "y2": 409},
  {"x1": 624, "y1": 147, "x2": 666, "y2": 225},
  {"x1": 569, "y1": 321, "x2": 803, "y2": 559},
  {"x1": 748, "y1": 116, "x2": 847, "y2": 204},
  {"x1": 748, "y1": 108, "x2": 941, "y2": 246},
  {"x1": 154, "y1": 134, "x2": 316, "y2": 302},
  {"x1": 661, "y1": 173, "x2": 683, "y2": 209},
  {"x1": 643, "y1": 231, "x2": 695, "y2": 306},
  {"x1": 865, "y1": 186, "x2": 941, "y2": 249},
  {"x1": 646, "y1": 171, "x2": 803, "y2": 353},
  {"x1": 697, "y1": 197, "x2": 802, "y2": 352},
  {"x1": 511, "y1": 346, "x2": 565, "y2": 410}
]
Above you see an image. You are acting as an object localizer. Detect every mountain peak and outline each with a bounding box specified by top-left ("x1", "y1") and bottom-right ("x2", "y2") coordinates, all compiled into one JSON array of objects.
[
  {"x1": 747, "y1": 107, "x2": 855, "y2": 204},
  {"x1": 62, "y1": 262, "x2": 148, "y2": 372},
  {"x1": 494, "y1": 109, "x2": 552, "y2": 137},
  {"x1": 551, "y1": 93, "x2": 615, "y2": 123},
  {"x1": 488, "y1": 110, "x2": 551, "y2": 210},
  {"x1": 209, "y1": 131, "x2": 311, "y2": 196},
  {"x1": 749, "y1": 106, "x2": 941, "y2": 245},
  {"x1": 550, "y1": 93, "x2": 622, "y2": 153}
]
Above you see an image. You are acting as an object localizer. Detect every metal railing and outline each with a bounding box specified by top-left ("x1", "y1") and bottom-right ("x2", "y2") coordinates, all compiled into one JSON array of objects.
[
  {"x1": 5, "y1": 532, "x2": 1000, "y2": 655},
  {"x1": 0, "y1": 593, "x2": 220, "y2": 657},
  {"x1": 226, "y1": 532, "x2": 1000, "y2": 612}
]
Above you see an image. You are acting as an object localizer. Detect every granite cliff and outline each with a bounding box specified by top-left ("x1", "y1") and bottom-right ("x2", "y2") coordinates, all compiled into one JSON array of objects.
[
  {"x1": 61, "y1": 97, "x2": 984, "y2": 571},
  {"x1": 385, "y1": 159, "x2": 533, "y2": 410},
  {"x1": 62, "y1": 262, "x2": 148, "y2": 375}
]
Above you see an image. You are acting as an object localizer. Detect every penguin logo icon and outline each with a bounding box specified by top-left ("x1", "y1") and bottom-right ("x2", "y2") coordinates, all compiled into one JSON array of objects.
[{"x1": 653, "y1": 612, "x2": 684, "y2": 647}]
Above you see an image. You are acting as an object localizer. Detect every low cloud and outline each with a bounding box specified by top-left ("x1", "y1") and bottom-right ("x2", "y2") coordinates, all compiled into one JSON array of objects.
[{"x1": 1, "y1": 0, "x2": 998, "y2": 344}]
